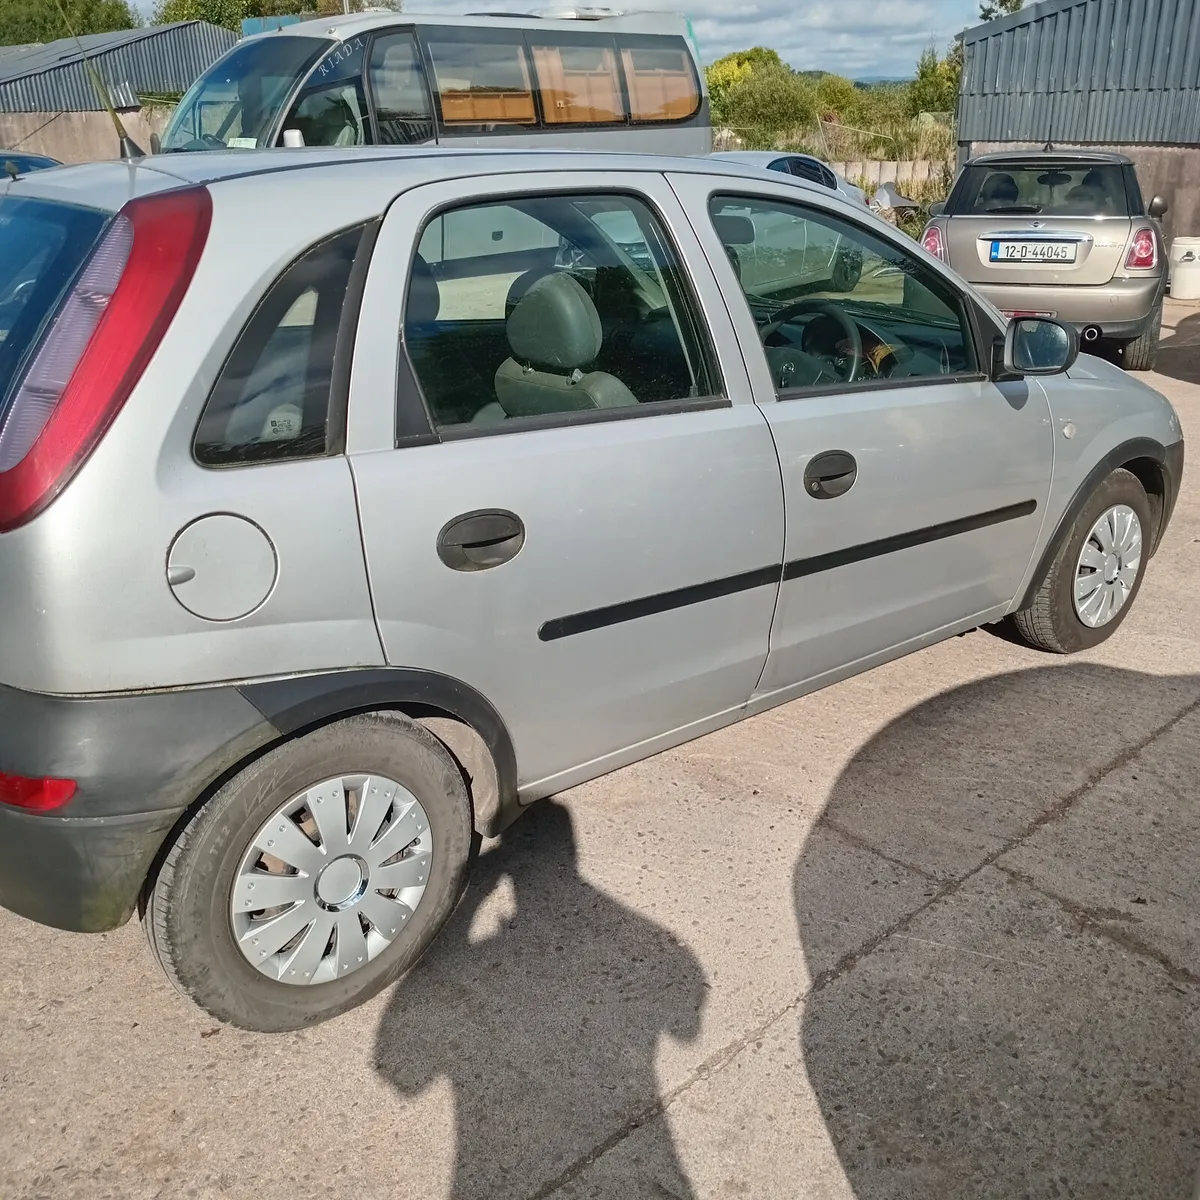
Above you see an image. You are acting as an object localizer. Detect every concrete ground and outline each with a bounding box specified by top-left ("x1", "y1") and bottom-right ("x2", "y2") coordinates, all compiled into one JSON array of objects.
[{"x1": 2, "y1": 307, "x2": 1199, "y2": 1200}]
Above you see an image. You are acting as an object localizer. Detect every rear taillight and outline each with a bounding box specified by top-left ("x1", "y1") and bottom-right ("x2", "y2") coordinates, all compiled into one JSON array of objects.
[
  {"x1": 0, "y1": 771, "x2": 76, "y2": 812},
  {"x1": 0, "y1": 187, "x2": 211, "y2": 533},
  {"x1": 1125, "y1": 227, "x2": 1157, "y2": 270},
  {"x1": 922, "y1": 223, "x2": 947, "y2": 263}
]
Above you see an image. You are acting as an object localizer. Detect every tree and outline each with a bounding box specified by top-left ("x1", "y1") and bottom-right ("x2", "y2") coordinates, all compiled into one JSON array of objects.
[
  {"x1": 907, "y1": 43, "x2": 960, "y2": 116},
  {"x1": 0, "y1": 0, "x2": 137, "y2": 45},
  {"x1": 721, "y1": 62, "x2": 816, "y2": 149},
  {"x1": 709, "y1": 46, "x2": 783, "y2": 73},
  {"x1": 979, "y1": 0, "x2": 1022, "y2": 20},
  {"x1": 152, "y1": 0, "x2": 348, "y2": 32}
]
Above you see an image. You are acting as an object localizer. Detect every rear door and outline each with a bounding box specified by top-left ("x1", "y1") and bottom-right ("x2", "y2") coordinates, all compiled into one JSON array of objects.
[
  {"x1": 944, "y1": 161, "x2": 1134, "y2": 286},
  {"x1": 347, "y1": 171, "x2": 784, "y2": 795}
]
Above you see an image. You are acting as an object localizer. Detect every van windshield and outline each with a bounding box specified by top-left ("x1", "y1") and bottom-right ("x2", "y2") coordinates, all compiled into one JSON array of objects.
[
  {"x1": 0, "y1": 197, "x2": 108, "y2": 413},
  {"x1": 949, "y1": 163, "x2": 1133, "y2": 218},
  {"x1": 161, "y1": 36, "x2": 331, "y2": 151}
]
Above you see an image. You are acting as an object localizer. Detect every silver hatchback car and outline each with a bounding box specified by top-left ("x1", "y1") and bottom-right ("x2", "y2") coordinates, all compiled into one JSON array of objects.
[{"x1": 0, "y1": 148, "x2": 1184, "y2": 1030}]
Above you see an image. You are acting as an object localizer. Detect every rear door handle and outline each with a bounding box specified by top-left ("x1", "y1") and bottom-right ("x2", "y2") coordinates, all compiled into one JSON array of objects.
[
  {"x1": 437, "y1": 509, "x2": 525, "y2": 571},
  {"x1": 803, "y1": 450, "x2": 858, "y2": 499}
]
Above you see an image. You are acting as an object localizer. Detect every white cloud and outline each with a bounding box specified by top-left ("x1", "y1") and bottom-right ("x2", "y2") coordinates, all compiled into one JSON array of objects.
[{"x1": 411, "y1": 0, "x2": 981, "y2": 78}]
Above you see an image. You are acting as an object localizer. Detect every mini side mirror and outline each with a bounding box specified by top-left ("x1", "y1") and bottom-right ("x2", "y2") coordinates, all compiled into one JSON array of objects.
[
  {"x1": 1003, "y1": 317, "x2": 1079, "y2": 377},
  {"x1": 928, "y1": 200, "x2": 945, "y2": 217},
  {"x1": 281, "y1": 128, "x2": 306, "y2": 148},
  {"x1": 1148, "y1": 194, "x2": 1169, "y2": 219}
]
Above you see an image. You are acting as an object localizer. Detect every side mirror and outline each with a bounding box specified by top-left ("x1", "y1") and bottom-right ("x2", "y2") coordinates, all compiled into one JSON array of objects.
[
  {"x1": 149, "y1": 131, "x2": 161, "y2": 155},
  {"x1": 1002, "y1": 317, "x2": 1079, "y2": 377},
  {"x1": 281, "y1": 128, "x2": 306, "y2": 148},
  {"x1": 1148, "y1": 195, "x2": 1169, "y2": 219},
  {"x1": 928, "y1": 200, "x2": 945, "y2": 217}
]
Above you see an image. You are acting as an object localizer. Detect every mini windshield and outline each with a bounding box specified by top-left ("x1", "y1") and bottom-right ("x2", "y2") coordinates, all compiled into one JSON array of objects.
[
  {"x1": 949, "y1": 163, "x2": 1133, "y2": 218},
  {"x1": 161, "y1": 36, "x2": 331, "y2": 152}
]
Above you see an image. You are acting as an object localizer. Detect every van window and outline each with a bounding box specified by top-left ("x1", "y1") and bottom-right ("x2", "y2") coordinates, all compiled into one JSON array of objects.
[
  {"x1": 618, "y1": 38, "x2": 700, "y2": 122},
  {"x1": 531, "y1": 40, "x2": 623, "y2": 125},
  {"x1": 425, "y1": 35, "x2": 536, "y2": 126},
  {"x1": 369, "y1": 32, "x2": 433, "y2": 144},
  {"x1": 404, "y1": 193, "x2": 718, "y2": 431},
  {"x1": 162, "y1": 36, "x2": 330, "y2": 151},
  {"x1": 195, "y1": 226, "x2": 364, "y2": 466},
  {"x1": 280, "y1": 36, "x2": 370, "y2": 147}
]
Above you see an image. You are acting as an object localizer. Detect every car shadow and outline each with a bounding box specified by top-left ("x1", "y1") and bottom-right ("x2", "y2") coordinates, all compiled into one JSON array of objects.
[
  {"x1": 372, "y1": 799, "x2": 706, "y2": 1200},
  {"x1": 1154, "y1": 308, "x2": 1200, "y2": 385},
  {"x1": 795, "y1": 663, "x2": 1200, "y2": 1199}
]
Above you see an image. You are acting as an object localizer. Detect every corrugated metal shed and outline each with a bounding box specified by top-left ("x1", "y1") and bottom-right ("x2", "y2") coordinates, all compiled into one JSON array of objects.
[
  {"x1": 959, "y1": 0, "x2": 1200, "y2": 145},
  {"x1": 0, "y1": 22, "x2": 238, "y2": 113}
]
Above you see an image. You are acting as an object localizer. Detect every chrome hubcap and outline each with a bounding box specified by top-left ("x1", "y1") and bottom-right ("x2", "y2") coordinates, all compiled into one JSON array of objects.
[
  {"x1": 1074, "y1": 504, "x2": 1142, "y2": 628},
  {"x1": 231, "y1": 774, "x2": 433, "y2": 986}
]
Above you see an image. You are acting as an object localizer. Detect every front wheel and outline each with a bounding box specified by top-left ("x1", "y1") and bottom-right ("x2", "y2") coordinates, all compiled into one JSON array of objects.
[
  {"x1": 1006, "y1": 468, "x2": 1151, "y2": 654},
  {"x1": 144, "y1": 712, "x2": 474, "y2": 1031}
]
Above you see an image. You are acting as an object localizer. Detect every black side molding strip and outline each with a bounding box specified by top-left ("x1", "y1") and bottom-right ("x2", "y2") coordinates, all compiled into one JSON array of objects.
[
  {"x1": 784, "y1": 499, "x2": 1037, "y2": 581},
  {"x1": 538, "y1": 564, "x2": 781, "y2": 642},
  {"x1": 539, "y1": 499, "x2": 1038, "y2": 642}
]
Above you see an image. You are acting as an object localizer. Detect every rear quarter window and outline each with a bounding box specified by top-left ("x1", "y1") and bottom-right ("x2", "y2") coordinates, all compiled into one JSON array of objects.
[{"x1": 194, "y1": 224, "x2": 366, "y2": 466}]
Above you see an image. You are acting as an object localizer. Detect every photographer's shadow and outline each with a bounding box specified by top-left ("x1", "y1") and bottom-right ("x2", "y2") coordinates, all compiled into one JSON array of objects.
[
  {"x1": 373, "y1": 800, "x2": 705, "y2": 1200},
  {"x1": 795, "y1": 662, "x2": 1200, "y2": 1199}
]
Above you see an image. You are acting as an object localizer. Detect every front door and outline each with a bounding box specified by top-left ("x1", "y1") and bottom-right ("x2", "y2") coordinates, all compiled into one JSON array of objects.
[
  {"x1": 670, "y1": 174, "x2": 1054, "y2": 698},
  {"x1": 347, "y1": 172, "x2": 784, "y2": 794}
]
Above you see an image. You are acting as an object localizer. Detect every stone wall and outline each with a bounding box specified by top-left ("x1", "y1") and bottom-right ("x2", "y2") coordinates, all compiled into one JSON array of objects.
[{"x1": 0, "y1": 108, "x2": 173, "y2": 164}]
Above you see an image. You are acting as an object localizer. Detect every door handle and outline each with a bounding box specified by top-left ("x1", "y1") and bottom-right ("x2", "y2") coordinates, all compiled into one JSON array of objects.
[
  {"x1": 437, "y1": 509, "x2": 525, "y2": 572},
  {"x1": 803, "y1": 450, "x2": 857, "y2": 500}
]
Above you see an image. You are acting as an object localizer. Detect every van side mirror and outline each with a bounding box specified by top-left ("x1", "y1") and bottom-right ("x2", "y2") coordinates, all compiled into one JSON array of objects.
[
  {"x1": 928, "y1": 201, "x2": 945, "y2": 217},
  {"x1": 149, "y1": 132, "x2": 161, "y2": 155},
  {"x1": 281, "y1": 128, "x2": 306, "y2": 148},
  {"x1": 1148, "y1": 195, "x2": 1168, "y2": 219},
  {"x1": 1002, "y1": 318, "x2": 1079, "y2": 377}
]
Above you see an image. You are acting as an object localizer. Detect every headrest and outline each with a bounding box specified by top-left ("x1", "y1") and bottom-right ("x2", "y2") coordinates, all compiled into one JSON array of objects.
[
  {"x1": 407, "y1": 252, "x2": 440, "y2": 326},
  {"x1": 506, "y1": 272, "x2": 602, "y2": 371},
  {"x1": 713, "y1": 213, "x2": 754, "y2": 246},
  {"x1": 980, "y1": 173, "x2": 1018, "y2": 203}
]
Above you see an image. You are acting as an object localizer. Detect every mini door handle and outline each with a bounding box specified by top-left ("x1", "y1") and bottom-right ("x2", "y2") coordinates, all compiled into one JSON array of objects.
[
  {"x1": 437, "y1": 510, "x2": 525, "y2": 572},
  {"x1": 803, "y1": 450, "x2": 858, "y2": 500}
]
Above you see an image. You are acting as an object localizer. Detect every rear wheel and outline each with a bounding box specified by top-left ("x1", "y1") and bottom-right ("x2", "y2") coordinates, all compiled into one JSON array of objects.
[
  {"x1": 1120, "y1": 305, "x2": 1162, "y2": 371},
  {"x1": 144, "y1": 712, "x2": 474, "y2": 1031},
  {"x1": 1007, "y1": 468, "x2": 1151, "y2": 654}
]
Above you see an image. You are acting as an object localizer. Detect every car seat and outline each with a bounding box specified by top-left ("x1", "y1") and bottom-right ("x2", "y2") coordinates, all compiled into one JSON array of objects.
[
  {"x1": 494, "y1": 272, "x2": 638, "y2": 416},
  {"x1": 979, "y1": 173, "x2": 1019, "y2": 207}
]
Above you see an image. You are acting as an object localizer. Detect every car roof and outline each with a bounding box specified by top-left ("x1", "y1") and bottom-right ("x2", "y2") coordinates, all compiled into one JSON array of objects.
[
  {"x1": 967, "y1": 150, "x2": 1133, "y2": 167},
  {"x1": 709, "y1": 151, "x2": 791, "y2": 165}
]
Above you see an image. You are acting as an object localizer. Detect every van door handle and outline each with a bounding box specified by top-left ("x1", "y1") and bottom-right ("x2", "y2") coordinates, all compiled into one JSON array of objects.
[
  {"x1": 803, "y1": 450, "x2": 858, "y2": 499},
  {"x1": 437, "y1": 510, "x2": 525, "y2": 571}
]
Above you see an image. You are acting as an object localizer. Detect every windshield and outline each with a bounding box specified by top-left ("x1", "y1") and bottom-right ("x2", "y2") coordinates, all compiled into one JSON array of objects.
[
  {"x1": 161, "y1": 36, "x2": 330, "y2": 152},
  {"x1": 0, "y1": 197, "x2": 108, "y2": 412},
  {"x1": 949, "y1": 164, "x2": 1133, "y2": 218}
]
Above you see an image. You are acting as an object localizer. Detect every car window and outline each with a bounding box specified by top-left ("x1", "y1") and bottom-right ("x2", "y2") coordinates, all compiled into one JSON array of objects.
[
  {"x1": 709, "y1": 193, "x2": 976, "y2": 395},
  {"x1": 530, "y1": 38, "x2": 623, "y2": 124},
  {"x1": 425, "y1": 34, "x2": 536, "y2": 127},
  {"x1": 404, "y1": 193, "x2": 718, "y2": 431},
  {"x1": 949, "y1": 163, "x2": 1131, "y2": 218},
  {"x1": 280, "y1": 36, "x2": 371, "y2": 147},
  {"x1": 195, "y1": 226, "x2": 364, "y2": 465},
  {"x1": 369, "y1": 32, "x2": 433, "y2": 145},
  {"x1": 787, "y1": 157, "x2": 831, "y2": 189}
]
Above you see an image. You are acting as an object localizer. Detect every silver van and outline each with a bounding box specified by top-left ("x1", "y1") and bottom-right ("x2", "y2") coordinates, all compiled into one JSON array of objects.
[{"x1": 0, "y1": 148, "x2": 1183, "y2": 1030}]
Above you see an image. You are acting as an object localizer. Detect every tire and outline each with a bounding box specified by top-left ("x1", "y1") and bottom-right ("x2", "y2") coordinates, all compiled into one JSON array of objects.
[
  {"x1": 145, "y1": 712, "x2": 474, "y2": 1032},
  {"x1": 1120, "y1": 305, "x2": 1162, "y2": 371},
  {"x1": 831, "y1": 249, "x2": 862, "y2": 293},
  {"x1": 1007, "y1": 468, "x2": 1152, "y2": 654}
]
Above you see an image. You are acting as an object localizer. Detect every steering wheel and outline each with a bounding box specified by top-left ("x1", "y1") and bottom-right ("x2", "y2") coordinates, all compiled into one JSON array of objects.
[{"x1": 759, "y1": 299, "x2": 863, "y2": 384}]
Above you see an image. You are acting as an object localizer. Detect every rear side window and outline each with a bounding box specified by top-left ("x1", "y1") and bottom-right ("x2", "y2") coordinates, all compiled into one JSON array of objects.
[
  {"x1": 530, "y1": 39, "x2": 623, "y2": 125},
  {"x1": 0, "y1": 197, "x2": 108, "y2": 416},
  {"x1": 425, "y1": 34, "x2": 536, "y2": 127},
  {"x1": 370, "y1": 32, "x2": 433, "y2": 144},
  {"x1": 618, "y1": 38, "x2": 700, "y2": 122},
  {"x1": 195, "y1": 226, "x2": 364, "y2": 466}
]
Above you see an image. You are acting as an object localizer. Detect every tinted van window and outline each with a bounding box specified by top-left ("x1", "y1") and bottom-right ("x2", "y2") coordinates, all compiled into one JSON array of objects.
[
  {"x1": 426, "y1": 34, "x2": 536, "y2": 127},
  {"x1": 618, "y1": 38, "x2": 700, "y2": 122},
  {"x1": 195, "y1": 226, "x2": 364, "y2": 466},
  {"x1": 530, "y1": 39, "x2": 623, "y2": 124},
  {"x1": 949, "y1": 163, "x2": 1132, "y2": 218},
  {"x1": 0, "y1": 197, "x2": 108, "y2": 414},
  {"x1": 370, "y1": 32, "x2": 433, "y2": 144}
]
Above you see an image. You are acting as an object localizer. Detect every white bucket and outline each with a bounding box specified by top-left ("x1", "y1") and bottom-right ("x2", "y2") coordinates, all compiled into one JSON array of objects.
[
  {"x1": 1169, "y1": 236, "x2": 1200, "y2": 291},
  {"x1": 1171, "y1": 242, "x2": 1200, "y2": 300}
]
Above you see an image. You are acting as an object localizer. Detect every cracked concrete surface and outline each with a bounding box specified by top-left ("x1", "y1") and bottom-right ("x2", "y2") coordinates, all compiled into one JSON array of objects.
[{"x1": 1, "y1": 308, "x2": 1199, "y2": 1200}]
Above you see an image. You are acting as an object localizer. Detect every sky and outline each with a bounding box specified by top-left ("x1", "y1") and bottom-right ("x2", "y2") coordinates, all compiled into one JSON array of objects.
[{"x1": 416, "y1": 1, "x2": 984, "y2": 80}]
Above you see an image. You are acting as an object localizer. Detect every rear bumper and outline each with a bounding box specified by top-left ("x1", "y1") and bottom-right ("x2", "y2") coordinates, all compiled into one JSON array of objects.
[
  {"x1": 0, "y1": 682, "x2": 275, "y2": 932},
  {"x1": 974, "y1": 275, "x2": 1164, "y2": 339}
]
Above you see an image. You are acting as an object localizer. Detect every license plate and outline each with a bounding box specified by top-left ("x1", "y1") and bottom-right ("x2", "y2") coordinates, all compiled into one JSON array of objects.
[{"x1": 990, "y1": 240, "x2": 1077, "y2": 263}]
